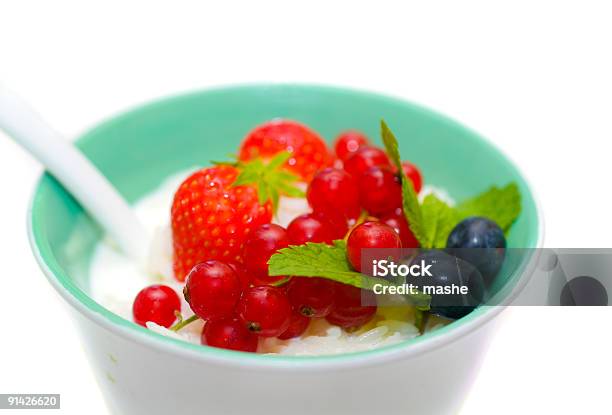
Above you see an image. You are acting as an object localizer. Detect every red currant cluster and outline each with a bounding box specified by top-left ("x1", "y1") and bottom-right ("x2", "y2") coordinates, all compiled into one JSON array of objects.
[
  {"x1": 316, "y1": 131, "x2": 422, "y2": 251},
  {"x1": 133, "y1": 129, "x2": 424, "y2": 353}
]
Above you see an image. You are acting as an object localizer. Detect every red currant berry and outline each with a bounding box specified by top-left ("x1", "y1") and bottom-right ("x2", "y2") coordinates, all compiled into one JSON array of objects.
[
  {"x1": 287, "y1": 277, "x2": 336, "y2": 317},
  {"x1": 315, "y1": 211, "x2": 350, "y2": 239},
  {"x1": 132, "y1": 284, "x2": 181, "y2": 328},
  {"x1": 252, "y1": 275, "x2": 286, "y2": 286},
  {"x1": 307, "y1": 168, "x2": 360, "y2": 221},
  {"x1": 401, "y1": 161, "x2": 423, "y2": 193},
  {"x1": 286, "y1": 213, "x2": 344, "y2": 245},
  {"x1": 346, "y1": 222, "x2": 402, "y2": 272},
  {"x1": 380, "y1": 210, "x2": 419, "y2": 248},
  {"x1": 277, "y1": 310, "x2": 310, "y2": 340},
  {"x1": 243, "y1": 224, "x2": 289, "y2": 280},
  {"x1": 202, "y1": 317, "x2": 258, "y2": 352},
  {"x1": 183, "y1": 260, "x2": 242, "y2": 320},
  {"x1": 357, "y1": 166, "x2": 402, "y2": 215},
  {"x1": 226, "y1": 261, "x2": 252, "y2": 291},
  {"x1": 326, "y1": 283, "x2": 377, "y2": 330},
  {"x1": 343, "y1": 146, "x2": 391, "y2": 179},
  {"x1": 237, "y1": 286, "x2": 292, "y2": 337},
  {"x1": 334, "y1": 130, "x2": 370, "y2": 161}
]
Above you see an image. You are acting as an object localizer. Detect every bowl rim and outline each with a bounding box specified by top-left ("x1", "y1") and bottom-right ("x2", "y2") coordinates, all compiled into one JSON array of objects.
[{"x1": 27, "y1": 83, "x2": 545, "y2": 372}]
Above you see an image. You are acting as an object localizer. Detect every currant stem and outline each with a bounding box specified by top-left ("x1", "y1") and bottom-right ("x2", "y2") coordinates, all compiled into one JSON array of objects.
[
  {"x1": 270, "y1": 276, "x2": 291, "y2": 287},
  {"x1": 415, "y1": 308, "x2": 430, "y2": 334},
  {"x1": 170, "y1": 315, "x2": 200, "y2": 332},
  {"x1": 343, "y1": 210, "x2": 369, "y2": 241}
]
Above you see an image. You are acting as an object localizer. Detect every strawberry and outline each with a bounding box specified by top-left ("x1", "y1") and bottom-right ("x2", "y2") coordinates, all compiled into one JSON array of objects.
[
  {"x1": 238, "y1": 119, "x2": 332, "y2": 181},
  {"x1": 171, "y1": 153, "x2": 303, "y2": 281}
]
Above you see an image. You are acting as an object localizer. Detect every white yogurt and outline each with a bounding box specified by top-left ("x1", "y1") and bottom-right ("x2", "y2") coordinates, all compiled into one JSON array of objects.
[{"x1": 89, "y1": 170, "x2": 445, "y2": 355}]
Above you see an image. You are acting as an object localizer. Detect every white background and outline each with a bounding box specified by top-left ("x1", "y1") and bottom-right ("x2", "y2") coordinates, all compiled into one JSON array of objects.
[{"x1": 1, "y1": 1, "x2": 611, "y2": 414}]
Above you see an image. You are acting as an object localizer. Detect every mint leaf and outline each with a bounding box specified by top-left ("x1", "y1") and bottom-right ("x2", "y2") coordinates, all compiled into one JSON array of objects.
[
  {"x1": 401, "y1": 178, "x2": 427, "y2": 245},
  {"x1": 268, "y1": 240, "x2": 431, "y2": 308},
  {"x1": 380, "y1": 119, "x2": 403, "y2": 171},
  {"x1": 380, "y1": 120, "x2": 428, "y2": 246},
  {"x1": 420, "y1": 184, "x2": 522, "y2": 247},
  {"x1": 421, "y1": 194, "x2": 459, "y2": 248},
  {"x1": 379, "y1": 120, "x2": 522, "y2": 246},
  {"x1": 456, "y1": 183, "x2": 521, "y2": 233},
  {"x1": 268, "y1": 240, "x2": 374, "y2": 288}
]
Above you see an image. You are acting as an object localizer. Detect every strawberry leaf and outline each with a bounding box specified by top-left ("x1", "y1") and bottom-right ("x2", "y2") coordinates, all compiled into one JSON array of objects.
[
  {"x1": 267, "y1": 152, "x2": 291, "y2": 170},
  {"x1": 231, "y1": 151, "x2": 305, "y2": 212},
  {"x1": 257, "y1": 182, "x2": 270, "y2": 206},
  {"x1": 276, "y1": 181, "x2": 306, "y2": 198}
]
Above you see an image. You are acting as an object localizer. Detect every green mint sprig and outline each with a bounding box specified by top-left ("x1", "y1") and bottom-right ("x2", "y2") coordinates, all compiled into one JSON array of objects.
[
  {"x1": 268, "y1": 240, "x2": 431, "y2": 309},
  {"x1": 379, "y1": 120, "x2": 522, "y2": 248},
  {"x1": 420, "y1": 194, "x2": 459, "y2": 249},
  {"x1": 267, "y1": 121, "x2": 523, "y2": 322}
]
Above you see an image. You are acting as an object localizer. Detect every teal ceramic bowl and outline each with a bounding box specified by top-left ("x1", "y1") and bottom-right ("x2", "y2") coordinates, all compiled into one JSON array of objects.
[{"x1": 28, "y1": 84, "x2": 542, "y2": 415}]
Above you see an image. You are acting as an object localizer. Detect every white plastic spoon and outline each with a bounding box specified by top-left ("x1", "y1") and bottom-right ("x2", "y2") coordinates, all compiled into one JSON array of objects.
[{"x1": 0, "y1": 86, "x2": 149, "y2": 262}]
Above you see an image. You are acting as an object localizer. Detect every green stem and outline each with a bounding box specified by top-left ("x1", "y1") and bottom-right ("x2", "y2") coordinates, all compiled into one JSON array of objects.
[
  {"x1": 270, "y1": 276, "x2": 291, "y2": 287},
  {"x1": 343, "y1": 210, "x2": 369, "y2": 241},
  {"x1": 415, "y1": 308, "x2": 430, "y2": 335},
  {"x1": 170, "y1": 315, "x2": 200, "y2": 332}
]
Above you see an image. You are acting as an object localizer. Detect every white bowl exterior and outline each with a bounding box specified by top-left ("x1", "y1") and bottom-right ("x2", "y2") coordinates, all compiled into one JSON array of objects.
[{"x1": 70, "y1": 307, "x2": 498, "y2": 415}]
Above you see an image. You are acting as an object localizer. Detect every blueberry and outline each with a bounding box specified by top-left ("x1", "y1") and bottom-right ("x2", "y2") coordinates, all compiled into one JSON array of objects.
[
  {"x1": 409, "y1": 250, "x2": 485, "y2": 320},
  {"x1": 446, "y1": 216, "x2": 506, "y2": 287}
]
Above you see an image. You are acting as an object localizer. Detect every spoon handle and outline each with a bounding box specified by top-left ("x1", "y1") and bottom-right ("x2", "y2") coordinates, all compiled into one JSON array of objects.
[{"x1": 0, "y1": 86, "x2": 148, "y2": 261}]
